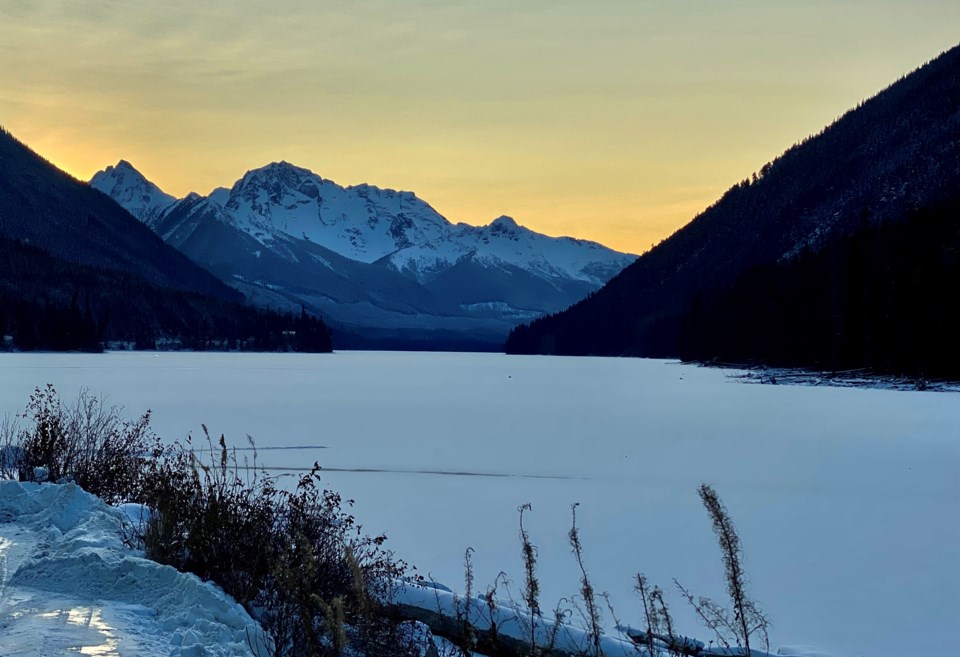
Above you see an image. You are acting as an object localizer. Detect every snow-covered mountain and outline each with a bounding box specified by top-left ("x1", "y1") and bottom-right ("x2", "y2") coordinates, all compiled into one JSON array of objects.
[
  {"x1": 210, "y1": 162, "x2": 451, "y2": 263},
  {"x1": 388, "y1": 214, "x2": 633, "y2": 287},
  {"x1": 90, "y1": 160, "x2": 636, "y2": 347},
  {"x1": 90, "y1": 160, "x2": 177, "y2": 226}
]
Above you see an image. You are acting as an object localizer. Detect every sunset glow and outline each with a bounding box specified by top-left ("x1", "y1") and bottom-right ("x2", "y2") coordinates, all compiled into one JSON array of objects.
[{"x1": 2, "y1": 1, "x2": 956, "y2": 253}]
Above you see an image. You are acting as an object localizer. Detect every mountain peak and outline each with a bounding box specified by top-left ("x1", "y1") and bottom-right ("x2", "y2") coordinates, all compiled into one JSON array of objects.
[
  {"x1": 489, "y1": 215, "x2": 522, "y2": 236},
  {"x1": 262, "y1": 160, "x2": 297, "y2": 171},
  {"x1": 97, "y1": 159, "x2": 143, "y2": 179},
  {"x1": 234, "y1": 161, "x2": 323, "y2": 198},
  {"x1": 90, "y1": 160, "x2": 177, "y2": 225},
  {"x1": 245, "y1": 160, "x2": 316, "y2": 180}
]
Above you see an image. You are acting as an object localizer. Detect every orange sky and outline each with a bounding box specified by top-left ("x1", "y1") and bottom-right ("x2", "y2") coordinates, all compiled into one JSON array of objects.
[{"x1": 2, "y1": 1, "x2": 957, "y2": 254}]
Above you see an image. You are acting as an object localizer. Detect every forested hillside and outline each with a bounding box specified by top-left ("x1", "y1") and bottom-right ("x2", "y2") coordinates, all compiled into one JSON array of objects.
[
  {"x1": 0, "y1": 127, "x2": 332, "y2": 353},
  {"x1": 506, "y1": 44, "x2": 960, "y2": 378},
  {"x1": 0, "y1": 236, "x2": 332, "y2": 352},
  {"x1": 678, "y1": 195, "x2": 960, "y2": 378},
  {"x1": 0, "y1": 127, "x2": 239, "y2": 301}
]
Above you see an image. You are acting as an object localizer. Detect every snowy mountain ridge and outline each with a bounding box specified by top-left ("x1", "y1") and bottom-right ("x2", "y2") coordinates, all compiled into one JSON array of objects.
[
  {"x1": 208, "y1": 161, "x2": 452, "y2": 263},
  {"x1": 90, "y1": 159, "x2": 635, "y2": 346},
  {"x1": 389, "y1": 214, "x2": 632, "y2": 286},
  {"x1": 92, "y1": 159, "x2": 634, "y2": 285}
]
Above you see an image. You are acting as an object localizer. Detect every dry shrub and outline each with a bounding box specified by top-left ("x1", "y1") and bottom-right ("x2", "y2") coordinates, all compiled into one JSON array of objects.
[{"x1": 2, "y1": 384, "x2": 159, "y2": 503}]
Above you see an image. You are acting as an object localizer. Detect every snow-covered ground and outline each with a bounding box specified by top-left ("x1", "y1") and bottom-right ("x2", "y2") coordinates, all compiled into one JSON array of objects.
[
  {"x1": 0, "y1": 351, "x2": 957, "y2": 657},
  {"x1": 0, "y1": 481, "x2": 263, "y2": 656}
]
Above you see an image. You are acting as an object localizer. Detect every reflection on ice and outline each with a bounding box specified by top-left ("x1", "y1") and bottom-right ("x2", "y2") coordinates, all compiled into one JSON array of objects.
[
  {"x1": 35, "y1": 606, "x2": 119, "y2": 656},
  {"x1": 76, "y1": 608, "x2": 119, "y2": 656}
]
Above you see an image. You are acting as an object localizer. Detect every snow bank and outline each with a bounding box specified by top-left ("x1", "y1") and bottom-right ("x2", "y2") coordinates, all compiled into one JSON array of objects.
[{"x1": 0, "y1": 481, "x2": 266, "y2": 657}]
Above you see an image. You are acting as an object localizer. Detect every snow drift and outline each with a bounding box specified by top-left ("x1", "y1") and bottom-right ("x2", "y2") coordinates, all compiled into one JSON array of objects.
[{"x1": 0, "y1": 481, "x2": 265, "y2": 656}]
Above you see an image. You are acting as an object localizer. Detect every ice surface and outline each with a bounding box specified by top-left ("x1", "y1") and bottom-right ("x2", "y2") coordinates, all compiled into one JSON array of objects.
[{"x1": 0, "y1": 351, "x2": 956, "y2": 657}]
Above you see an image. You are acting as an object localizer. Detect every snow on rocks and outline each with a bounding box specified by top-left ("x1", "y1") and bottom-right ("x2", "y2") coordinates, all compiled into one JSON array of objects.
[
  {"x1": 386, "y1": 216, "x2": 636, "y2": 287},
  {"x1": 0, "y1": 481, "x2": 265, "y2": 657},
  {"x1": 90, "y1": 160, "x2": 177, "y2": 227},
  {"x1": 91, "y1": 160, "x2": 635, "y2": 284}
]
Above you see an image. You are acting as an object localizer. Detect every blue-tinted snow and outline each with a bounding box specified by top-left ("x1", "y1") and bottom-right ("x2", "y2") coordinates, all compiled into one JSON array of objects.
[{"x1": 0, "y1": 351, "x2": 956, "y2": 657}]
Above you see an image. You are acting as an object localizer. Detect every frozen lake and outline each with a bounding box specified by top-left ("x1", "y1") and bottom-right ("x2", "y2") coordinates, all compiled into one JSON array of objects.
[{"x1": 1, "y1": 351, "x2": 957, "y2": 657}]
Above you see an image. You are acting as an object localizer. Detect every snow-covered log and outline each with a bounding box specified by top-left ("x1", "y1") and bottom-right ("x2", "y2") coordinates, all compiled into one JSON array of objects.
[{"x1": 388, "y1": 579, "x2": 641, "y2": 657}]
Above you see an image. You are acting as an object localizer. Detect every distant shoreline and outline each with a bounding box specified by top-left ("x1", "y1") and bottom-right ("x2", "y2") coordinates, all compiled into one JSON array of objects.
[{"x1": 699, "y1": 361, "x2": 960, "y2": 392}]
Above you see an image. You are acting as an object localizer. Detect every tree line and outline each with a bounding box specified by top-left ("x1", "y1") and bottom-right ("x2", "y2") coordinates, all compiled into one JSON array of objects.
[
  {"x1": 0, "y1": 236, "x2": 333, "y2": 353},
  {"x1": 677, "y1": 198, "x2": 960, "y2": 379}
]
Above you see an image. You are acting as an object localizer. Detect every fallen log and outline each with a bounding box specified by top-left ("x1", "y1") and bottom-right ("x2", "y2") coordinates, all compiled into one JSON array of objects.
[
  {"x1": 387, "y1": 601, "x2": 584, "y2": 657},
  {"x1": 387, "y1": 580, "x2": 640, "y2": 657}
]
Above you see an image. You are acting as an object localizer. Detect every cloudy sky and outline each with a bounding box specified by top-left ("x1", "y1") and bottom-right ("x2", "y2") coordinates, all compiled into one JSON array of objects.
[{"x1": 2, "y1": 1, "x2": 957, "y2": 253}]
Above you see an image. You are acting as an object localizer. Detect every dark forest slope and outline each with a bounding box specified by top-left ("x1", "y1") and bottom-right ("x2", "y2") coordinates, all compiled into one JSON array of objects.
[
  {"x1": 0, "y1": 128, "x2": 240, "y2": 302},
  {"x1": 506, "y1": 45, "x2": 960, "y2": 368},
  {"x1": 0, "y1": 129, "x2": 331, "y2": 352},
  {"x1": 0, "y1": 236, "x2": 332, "y2": 352},
  {"x1": 678, "y1": 194, "x2": 960, "y2": 378}
]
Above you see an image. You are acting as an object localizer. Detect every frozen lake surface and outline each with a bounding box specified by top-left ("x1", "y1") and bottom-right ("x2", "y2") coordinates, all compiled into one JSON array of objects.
[{"x1": 1, "y1": 351, "x2": 957, "y2": 657}]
